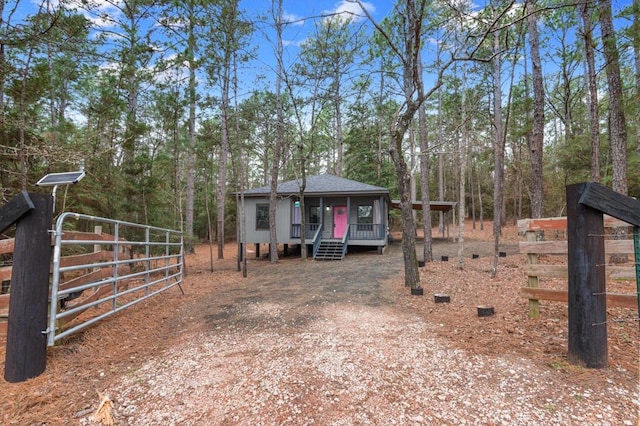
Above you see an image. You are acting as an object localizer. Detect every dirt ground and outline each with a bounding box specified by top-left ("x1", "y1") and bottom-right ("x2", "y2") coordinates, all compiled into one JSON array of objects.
[{"x1": 0, "y1": 221, "x2": 638, "y2": 425}]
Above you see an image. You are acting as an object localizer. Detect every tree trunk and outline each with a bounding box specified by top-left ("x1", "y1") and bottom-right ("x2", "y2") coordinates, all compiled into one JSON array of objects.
[
  {"x1": 599, "y1": 0, "x2": 628, "y2": 195},
  {"x1": 599, "y1": 0, "x2": 629, "y2": 265},
  {"x1": 0, "y1": 0, "x2": 5, "y2": 132},
  {"x1": 561, "y1": 59, "x2": 573, "y2": 145},
  {"x1": 335, "y1": 77, "x2": 344, "y2": 177},
  {"x1": 46, "y1": 0, "x2": 55, "y2": 128},
  {"x1": 477, "y1": 163, "x2": 484, "y2": 230},
  {"x1": 299, "y1": 187, "x2": 307, "y2": 260},
  {"x1": 492, "y1": 3, "x2": 505, "y2": 277},
  {"x1": 527, "y1": 0, "x2": 544, "y2": 218},
  {"x1": 233, "y1": 53, "x2": 247, "y2": 276},
  {"x1": 122, "y1": 7, "x2": 141, "y2": 222},
  {"x1": 185, "y1": 2, "x2": 197, "y2": 254},
  {"x1": 457, "y1": 66, "x2": 467, "y2": 270},
  {"x1": 18, "y1": 46, "x2": 35, "y2": 190},
  {"x1": 418, "y1": 61, "x2": 433, "y2": 264},
  {"x1": 635, "y1": 0, "x2": 640, "y2": 174},
  {"x1": 269, "y1": 0, "x2": 284, "y2": 263},
  {"x1": 402, "y1": 35, "x2": 418, "y2": 228},
  {"x1": 386, "y1": 0, "x2": 426, "y2": 289},
  {"x1": 205, "y1": 174, "x2": 214, "y2": 272},
  {"x1": 470, "y1": 154, "x2": 476, "y2": 230},
  {"x1": 214, "y1": 0, "x2": 247, "y2": 260},
  {"x1": 581, "y1": 0, "x2": 601, "y2": 183},
  {"x1": 436, "y1": 45, "x2": 445, "y2": 238},
  {"x1": 390, "y1": 133, "x2": 420, "y2": 288},
  {"x1": 217, "y1": 71, "x2": 230, "y2": 259},
  {"x1": 376, "y1": 63, "x2": 385, "y2": 179}
]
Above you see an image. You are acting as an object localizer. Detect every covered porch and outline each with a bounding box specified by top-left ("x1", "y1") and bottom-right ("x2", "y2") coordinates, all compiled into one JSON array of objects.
[
  {"x1": 287, "y1": 195, "x2": 389, "y2": 260},
  {"x1": 240, "y1": 174, "x2": 392, "y2": 260},
  {"x1": 290, "y1": 195, "x2": 388, "y2": 244}
]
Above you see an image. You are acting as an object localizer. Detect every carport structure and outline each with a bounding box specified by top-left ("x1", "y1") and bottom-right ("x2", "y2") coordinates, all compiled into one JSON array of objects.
[{"x1": 390, "y1": 200, "x2": 457, "y2": 240}]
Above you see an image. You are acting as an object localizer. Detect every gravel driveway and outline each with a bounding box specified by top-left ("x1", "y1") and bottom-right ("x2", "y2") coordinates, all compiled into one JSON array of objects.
[{"x1": 99, "y1": 242, "x2": 638, "y2": 426}]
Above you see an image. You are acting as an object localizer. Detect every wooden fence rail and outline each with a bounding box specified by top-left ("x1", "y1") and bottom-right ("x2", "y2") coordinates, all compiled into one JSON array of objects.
[{"x1": 518, "y1": 216, "x2": 638, "y2": 318}]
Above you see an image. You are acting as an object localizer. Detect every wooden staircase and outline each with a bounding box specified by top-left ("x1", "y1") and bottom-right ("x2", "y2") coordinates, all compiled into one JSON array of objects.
[{"x1": 314, "y1": 240, "x2": 345, "y2": 260}]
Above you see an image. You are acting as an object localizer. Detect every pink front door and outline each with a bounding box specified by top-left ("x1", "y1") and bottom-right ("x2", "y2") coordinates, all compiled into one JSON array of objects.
[{"x1": 333, "y1": 206, "x2": 348, "y2": 238}]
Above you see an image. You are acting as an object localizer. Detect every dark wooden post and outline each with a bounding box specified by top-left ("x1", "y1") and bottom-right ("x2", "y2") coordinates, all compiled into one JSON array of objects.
[
  {"x1": 566, "y1": 183, "x2": 607, "y2": 368},
  {"x1": 4, "y1": 193, "x2": 53, "y2": 382},
  {"x1": 0, "y1": 191, "x2": 34, "y2": 233}
]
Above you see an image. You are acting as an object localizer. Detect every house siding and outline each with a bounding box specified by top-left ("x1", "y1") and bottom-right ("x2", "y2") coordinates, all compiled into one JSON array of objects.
[
  {"x1": 237, "y1": 175, "x2": 391, "y2": 252},
  {"x1": 242, "y1": 195, "x2": 388, "y2": 246},
  {"x1": 243, "y1": 198, "x2": 292, "y2": 244}
]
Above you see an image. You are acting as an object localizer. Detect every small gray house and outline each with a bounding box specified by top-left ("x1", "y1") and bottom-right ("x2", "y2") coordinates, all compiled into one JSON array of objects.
[{"x1": 238, "y1": 174, "x2": 390, "y2": 260}]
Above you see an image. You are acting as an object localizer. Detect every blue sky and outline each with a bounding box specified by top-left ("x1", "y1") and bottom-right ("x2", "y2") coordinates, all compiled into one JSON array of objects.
[
  {"x1": 14, "y1": 0, "x2": 635, "y2": 99},
  {"x1": 242, "y1": 0, "x2": 633, "y2": 86},
  {"x1": 15, "y1": 0, "x2": 392, "y2": 87},
  {"x1": 240, "y1": 0, "x2": 392, "y2": 88}
]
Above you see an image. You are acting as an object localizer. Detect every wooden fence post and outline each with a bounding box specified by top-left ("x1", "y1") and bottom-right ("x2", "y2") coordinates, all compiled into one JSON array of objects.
[
  {"x1": 525, "y1": 230, "x2": 540, "y2": 319},
  {"x1": 4, "y1": 193, "x2": 53, "y2": 382},
  {"x1": 0, "y1": 191, "x2": 34, "y2": 234},
  {"x1": 566, "y1": 183, "x2": 607, "y2": 368}
]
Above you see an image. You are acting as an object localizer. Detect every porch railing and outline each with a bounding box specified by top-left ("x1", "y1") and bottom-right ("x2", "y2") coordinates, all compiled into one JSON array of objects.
[
  {"x1": 341, "y1": 226, "x2": 350, "y2": 258},
  {"x1": 293, "y1": 223, "x2": 383, "y2": 241},
  {"x1": 291, "y1": 223, "x2": 321, "y2": 239},
  {"x1": 349, "y1": 223, "x2": 384, "y2": 240},
  {"x1": 312, "y1": 225, "x2": 323, "y2": 258}
]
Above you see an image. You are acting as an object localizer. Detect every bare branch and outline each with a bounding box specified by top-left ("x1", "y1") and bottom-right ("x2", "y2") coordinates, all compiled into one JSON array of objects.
[{"x1": 353, "y1": 0, "x2": 407, "y2": 67}]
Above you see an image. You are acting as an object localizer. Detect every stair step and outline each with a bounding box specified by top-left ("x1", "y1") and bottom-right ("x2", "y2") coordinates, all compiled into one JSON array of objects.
[{"x1": 315, "y1": 240, "x2": 345, "y2": 260}]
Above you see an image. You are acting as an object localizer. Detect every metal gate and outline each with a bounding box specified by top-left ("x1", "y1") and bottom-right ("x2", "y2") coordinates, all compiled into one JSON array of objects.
[{"x1": 46, "y1": 212, "x2": 183, "y2": 346}]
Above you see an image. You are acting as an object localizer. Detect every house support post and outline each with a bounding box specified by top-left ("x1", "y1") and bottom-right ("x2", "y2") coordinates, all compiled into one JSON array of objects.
[
  {"x1": 566, "y1": 183, "x2": 607, "y2": 368},
  {"x1": 255, "y1": 243, "x2": 260, "y2": 258},
  {"x1": 347, "y1": 197, "x2": 351, "y2": 235}
]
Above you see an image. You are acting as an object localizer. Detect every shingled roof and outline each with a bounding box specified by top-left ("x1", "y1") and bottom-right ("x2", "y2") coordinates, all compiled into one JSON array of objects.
[{"x1": 242, "y1": 174, "x2": 389, "y2": 197}]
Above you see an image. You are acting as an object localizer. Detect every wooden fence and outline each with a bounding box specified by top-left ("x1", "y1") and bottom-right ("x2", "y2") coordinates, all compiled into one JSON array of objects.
[
  {"x1": 518, "y1": 216, "x2": 638, "y2": 319},
  {"x1": 0, "y1": 237, "x2": 16, "y2": 335}
]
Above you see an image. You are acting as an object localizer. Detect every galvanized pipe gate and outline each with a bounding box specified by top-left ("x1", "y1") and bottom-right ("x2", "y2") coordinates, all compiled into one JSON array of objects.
[{"x1": 46, "y1": 212, "x2": 184, "y2": 346}]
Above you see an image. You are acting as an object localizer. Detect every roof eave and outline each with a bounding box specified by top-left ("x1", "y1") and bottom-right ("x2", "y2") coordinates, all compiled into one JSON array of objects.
[{"x1": 240, "y1": 190, "x2": 389, "y2": 198}]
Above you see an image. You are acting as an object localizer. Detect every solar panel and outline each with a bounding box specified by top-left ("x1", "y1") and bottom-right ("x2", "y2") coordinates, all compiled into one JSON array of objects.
[{"x1": 35, "y1": 171, "x2": 86, "y2": 186}]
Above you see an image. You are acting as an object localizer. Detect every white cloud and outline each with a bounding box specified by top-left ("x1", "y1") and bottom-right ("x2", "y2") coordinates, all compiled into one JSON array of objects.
[
  {"x1": 48, "y1": 0, "x2": 124, "y2": 28},
  {"x1": 283, "y1": 12, "x2": 304, "y2": 26},
  {"x1": 98, "y1": 61, "x2": 120, "y2": 73},
  {"x1": 283, "y1": 39, "x2": 305, "y2": 48},
  {"x1": 323, "y1": 0, "x2": 375, "y2": 23}
]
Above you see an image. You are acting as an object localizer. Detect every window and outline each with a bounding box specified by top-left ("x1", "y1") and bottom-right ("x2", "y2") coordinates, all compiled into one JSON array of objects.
[
  {"x1": 256, "y1": 204, "x2": 269, "y2": 230},
  {"x1": 358, "y1": 205, "x2": 373, "y2": 224},
  {"x1": 309, "y1": 206, "x2": 320, "y2": 223}
]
